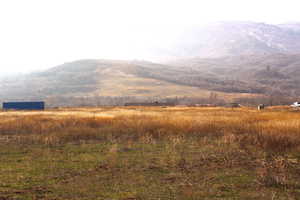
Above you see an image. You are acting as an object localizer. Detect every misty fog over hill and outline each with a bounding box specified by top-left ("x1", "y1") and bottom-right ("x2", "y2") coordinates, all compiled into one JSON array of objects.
[
  {"x1": 157, "y1": 22, "x2": 300, "y2": 59},
  {"x1": 1, "y1": 21, "x2": 300, "y2": 106}
]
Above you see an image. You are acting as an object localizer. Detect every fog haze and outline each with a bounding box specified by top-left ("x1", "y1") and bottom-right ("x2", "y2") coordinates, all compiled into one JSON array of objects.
[{"x1": 1, "y1": 0, "x2": 300, "y2": 74}]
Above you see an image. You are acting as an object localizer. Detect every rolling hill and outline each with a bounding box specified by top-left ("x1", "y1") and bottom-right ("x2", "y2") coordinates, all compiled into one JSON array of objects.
[
  {"x1": 1, "y1": 21, "x2": 300, "y2": 106},
  {"x1": 1, "y1": 53, "x2": 300, "y2": 106},
  {"x1": 0, "y1": 60, "x2": 252, "y2": 104},
  {"x1": 168, "y1": 53, "x2": 300, "y2": 96}
]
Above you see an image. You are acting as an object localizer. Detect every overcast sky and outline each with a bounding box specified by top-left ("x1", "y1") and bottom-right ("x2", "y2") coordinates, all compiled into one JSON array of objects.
[{"x1": 1, "y1": 0, "x2": 300, "y2": 74}]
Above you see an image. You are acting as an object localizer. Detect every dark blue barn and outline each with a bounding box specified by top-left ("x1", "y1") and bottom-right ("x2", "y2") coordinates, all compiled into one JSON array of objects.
[{"x1": 3, "y1": 101, "x2": 45, "y2": 110}]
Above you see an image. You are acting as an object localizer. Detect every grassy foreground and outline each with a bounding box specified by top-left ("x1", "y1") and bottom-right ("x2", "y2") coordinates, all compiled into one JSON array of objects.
[{"x1": 1, "y1": 106, "x2": 300, "y2": 199}]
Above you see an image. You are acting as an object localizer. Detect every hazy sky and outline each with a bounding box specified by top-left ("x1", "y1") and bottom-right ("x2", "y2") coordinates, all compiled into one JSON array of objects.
[{"x1": 1, "y1": 0, "x2": 300, "y2": 74}]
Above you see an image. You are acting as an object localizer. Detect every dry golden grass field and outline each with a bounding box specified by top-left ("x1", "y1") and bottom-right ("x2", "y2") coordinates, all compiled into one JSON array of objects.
[{"x1": 1, "y1": 106, "x2": 300, "y2": 199}]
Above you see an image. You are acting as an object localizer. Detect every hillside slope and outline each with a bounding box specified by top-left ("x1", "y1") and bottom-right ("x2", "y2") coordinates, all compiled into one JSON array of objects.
[
  {"x1": 2, "y1": 21, "x2": 300, "y2": 104},
  {"x1": 0, "y1": 59, "x2": 254, "y2": 103},
  {"x1": 169, "y1": 53, "x2": 300, "y2": 96},
  {"x1": 1, "y1": 54, "x2": 300, "y2": 105}
]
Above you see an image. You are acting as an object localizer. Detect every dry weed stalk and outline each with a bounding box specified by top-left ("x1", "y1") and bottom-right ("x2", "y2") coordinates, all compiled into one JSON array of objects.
[{"x1": 257, "y1": 155, "x2": 290, "y2": 187}]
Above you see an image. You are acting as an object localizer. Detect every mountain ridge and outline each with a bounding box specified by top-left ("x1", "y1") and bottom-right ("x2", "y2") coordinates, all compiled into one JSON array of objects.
[
  {"x1": 1, "y1": 21, "x2": 300, "y2": 105},
  {"x1": 158, "y1": 21, "x2": 300, "y2": 59}
]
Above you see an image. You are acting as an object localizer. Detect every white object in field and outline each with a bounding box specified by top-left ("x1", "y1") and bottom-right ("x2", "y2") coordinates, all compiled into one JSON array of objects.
[
  {"x1": 291, "y1": 102, "x2": 300, "y2": 107},
  {"x1": 258, "y1": 104, "x2": 265, "y2": 110}
]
